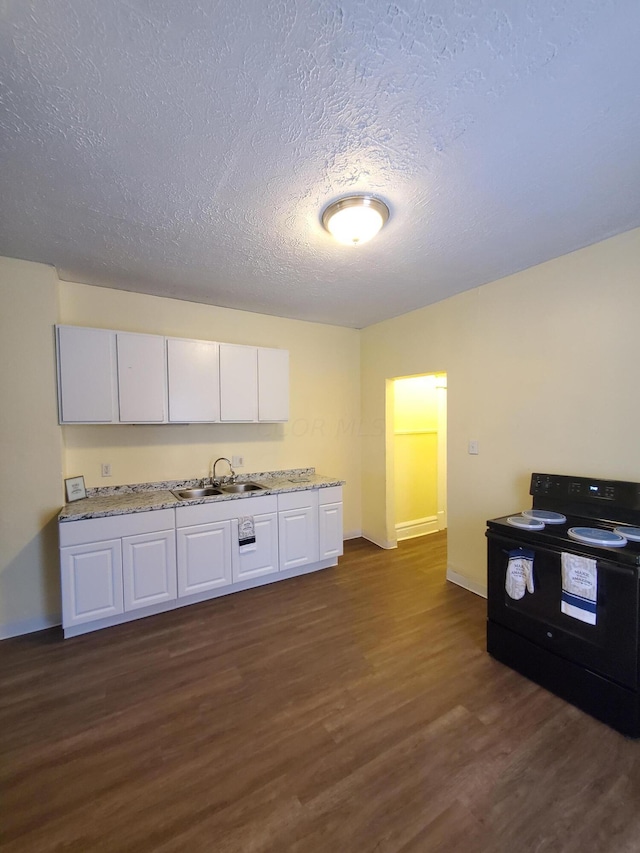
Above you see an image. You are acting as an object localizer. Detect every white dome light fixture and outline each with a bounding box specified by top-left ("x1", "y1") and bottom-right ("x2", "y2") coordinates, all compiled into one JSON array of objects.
[{"x1": 322, "y1": 195, "x2": 390, "y2": 246}]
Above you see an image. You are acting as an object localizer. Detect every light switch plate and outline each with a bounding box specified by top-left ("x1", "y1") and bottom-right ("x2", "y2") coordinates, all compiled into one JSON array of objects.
[{"x1": 468, "y1": 440, "x2": 479, "y2": 455}]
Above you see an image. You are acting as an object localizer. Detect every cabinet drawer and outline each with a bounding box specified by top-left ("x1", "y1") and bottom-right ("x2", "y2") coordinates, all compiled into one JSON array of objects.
[
  {"x1": 59, "y1": 508, "x2": 176, "y2": 547},
  {"x1": 278, "y1": 489, "x2": 319, "y2": 511},
  {"x1": 318, "y1": 486, "x2": 342, "y2": 506},
  {"x1": 176, "y1": 494, "x2": 277, "y2": 527}
]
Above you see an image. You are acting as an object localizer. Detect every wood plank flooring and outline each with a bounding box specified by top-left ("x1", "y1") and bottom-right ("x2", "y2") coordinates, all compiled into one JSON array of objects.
[{"x1": 3, "y1": 534, "x2": 640, "y2": 852}]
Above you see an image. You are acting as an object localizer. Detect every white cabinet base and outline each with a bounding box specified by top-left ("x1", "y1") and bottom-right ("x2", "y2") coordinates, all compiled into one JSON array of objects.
[
  {"x1": 61, "y1": 539, "x2": 123, "y2": 628},
  {"x1": 177, "y1": 521, "x2": 233, "y2": 596},
  {"x1": 232, "y1": 512, "x2": 279, "y2": 582},
  {"x1": 319, "y1": 503, "x2": 344, "y2": 560},
  {"x1": 60, "y1": 487, "x2": 342, "y2": 638},
  {"x1": 62, "y1": 555, "x2": 338, "y2": 638},
  {"x1": 123, "y1": 530, "x2": 177, "y2": 611}
]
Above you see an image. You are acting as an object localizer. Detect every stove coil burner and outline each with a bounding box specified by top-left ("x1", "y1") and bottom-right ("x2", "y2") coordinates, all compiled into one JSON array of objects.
[
  {"x1": 567, "y1": 527, "x2": 628, "y2": 547},
  {"x1": 507, "y1": 515, "x2": 545, "y2": 530},
  {"x1": 614, "y1": 527, "x2": 640, "y2": 542},
  {"x1": 523, "y1": 509, "x2": 566, "y2": 524}
]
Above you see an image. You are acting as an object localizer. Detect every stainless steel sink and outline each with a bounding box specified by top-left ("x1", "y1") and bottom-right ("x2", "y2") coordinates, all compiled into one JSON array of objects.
[
  {"x1": 172, "y1": 487, "x2": 223, "y2": 500},
  {"x1": 220, "y1": 482, "x2": 265, "y2": 494}
]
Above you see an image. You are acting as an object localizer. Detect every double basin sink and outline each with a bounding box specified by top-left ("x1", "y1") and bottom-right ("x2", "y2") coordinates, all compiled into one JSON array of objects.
[{"x1": 172, "y1": 482, "x2": 265, "y2": 501}]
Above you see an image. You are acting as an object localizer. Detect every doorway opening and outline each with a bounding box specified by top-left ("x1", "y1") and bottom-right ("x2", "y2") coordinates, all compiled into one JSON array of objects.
[{"x1": 391, "y1": 373, "x2": 447, "y2": 542}]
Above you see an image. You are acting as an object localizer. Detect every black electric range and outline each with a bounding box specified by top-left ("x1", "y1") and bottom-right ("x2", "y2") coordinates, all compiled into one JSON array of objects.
[{"x1": 486, "y1": 473, "x2": 640, "y2": 736}]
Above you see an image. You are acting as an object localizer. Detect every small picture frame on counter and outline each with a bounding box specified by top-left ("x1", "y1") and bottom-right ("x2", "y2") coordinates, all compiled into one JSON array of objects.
[{"x1": 65, "y1": 475, "x2": 87, "y2": 503}]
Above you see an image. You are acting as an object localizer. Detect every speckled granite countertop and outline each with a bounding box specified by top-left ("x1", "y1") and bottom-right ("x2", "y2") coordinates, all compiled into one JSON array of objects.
[{"x1": 59, "y1": 468, "x2": 345, "y2": 522}]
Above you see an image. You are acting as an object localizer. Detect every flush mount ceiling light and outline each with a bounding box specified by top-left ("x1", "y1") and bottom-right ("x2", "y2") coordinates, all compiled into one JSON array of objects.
[{"x1": 321, "y1": 195, "x2": 390, "y2": 246}]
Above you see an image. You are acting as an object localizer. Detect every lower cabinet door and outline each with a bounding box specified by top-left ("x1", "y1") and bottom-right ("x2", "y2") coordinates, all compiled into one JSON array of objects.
[
  {"x1": 60, "y1": 539, "x2": 124, "y2": 628},
  {"x1": 278, "y1": 505, "x2": 320, "y2": 571},
  {"x1": 232, "y1": 512, "x2": 279, "y2": 582},
  {"x1": 122, "y1": 530, "x2": 177, "y2": 611},
  {"x1": 177, "y1": 520, "x2": 233, "y2": 597},
  {"x1": 319, "y1": 502, "x2": 344, "y2": 560}
]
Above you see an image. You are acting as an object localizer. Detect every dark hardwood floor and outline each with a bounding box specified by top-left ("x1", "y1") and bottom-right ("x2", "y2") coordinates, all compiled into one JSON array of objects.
[{"x1": 3, "y1": 534, "x2": 640, "y2": 852}]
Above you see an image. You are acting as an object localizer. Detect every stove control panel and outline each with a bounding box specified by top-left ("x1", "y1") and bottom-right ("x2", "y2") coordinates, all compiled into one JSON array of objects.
[{"x1": 530, "y1": 473, "x2": 640, "y2": 510}]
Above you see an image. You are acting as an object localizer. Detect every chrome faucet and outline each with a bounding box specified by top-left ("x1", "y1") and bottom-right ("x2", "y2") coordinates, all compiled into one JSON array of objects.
[{"x1": 211, "y1": 457, "x2": 236, "y2": 485}]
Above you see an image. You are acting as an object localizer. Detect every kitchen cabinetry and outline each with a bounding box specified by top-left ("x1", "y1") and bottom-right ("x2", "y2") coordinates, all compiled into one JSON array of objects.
[
  {"x1": 258, "y1": 347, "x2": 289, "y2": 422},
  {"x1": 233, "y1": 508, "x2": 279, "y2": 582},
  {"x1": 122, "y1": 529, "x2": 177, "y2": 610},
  {"x1": 55, "y1": 325, "x2": 288, "y2": 424},
  {"x1": 56, "y1": 325, "x2": 118, "y2": 423},
  {"x1": 219, "y1": 343, "x2": 259, "y2": 422},
  {"x1": 60, "y1": 538, "x2": 123, "y2": 627},
  {"x1": 319, "y1": 487, "x2": 344, "y2": 560},
  {"x1": 59, "y1": 485, "x2": 343, "y2": 638},
  {"x1": 60, "y1": 509, "x2": 175, "y2": 631},
  {"x1": 277, "y1": 490, "x2": 320, "y2": 571},
  {"x1": 167, "y1": 337, "x2": 220, "y2": 423},
  {"x1": 176, "y1": 519, "x2": 233, "y2": 596},
  {"x1": 176, "y1": 495, "x2": 279, "y2": 593},
  {"x1": 116, "y1": 332, "x2": 167, "y2": 423},
  {"x1": 219, "y1": 343, "x2": 290, "y2": 423}
]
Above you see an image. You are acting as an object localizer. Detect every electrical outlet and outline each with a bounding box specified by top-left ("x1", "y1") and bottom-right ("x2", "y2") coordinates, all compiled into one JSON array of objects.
[
  {"x1": 468, "y1": 440, "x2": 479, "y2": 455},
  {"x1": 101, "y1": 463, "x2": 112, "y2": 477},
  {"x1": 232, "y1": 455, "x2": 244, "y2": 468}
]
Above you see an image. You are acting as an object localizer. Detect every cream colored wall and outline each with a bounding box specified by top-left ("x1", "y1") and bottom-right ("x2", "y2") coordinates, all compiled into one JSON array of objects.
[
  {"x1": 3, "y1": 225, "x2": 638, "y2": 636},
  {"x1": 361, "y1": 227, "x2": 640, "y2": 592},
  {"x1": 0, "y1": 258, "x2": 63, "y2": 637},
  {"x1": 58, "y1": 281, "x2": 362, "y2": 536},
  {"x1": 394, "y1": 376, "x2": 440, "y2": 432},
  {"x1": 393, "y1": 376, "x2": 439, "y2": 525},
  {"x1": 394, "y1": 434, "x2": 438, "y2": 523}
]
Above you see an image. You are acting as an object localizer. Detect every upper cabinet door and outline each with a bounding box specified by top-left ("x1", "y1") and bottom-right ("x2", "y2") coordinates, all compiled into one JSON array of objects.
[
  {"x1": 219, "y1": 344, "x2": 258, "y2": 422},
  {"x1": 167, "y1": 338, "x2": 220, "y2": 423},
  {"x1": 116, "y1": 332, "x2": 167, "y2": 423},
  {"x1": 258, "y1": 348, "x2": 289, "y2": 422},
  {"x1": 56, "y1": 325, "x2": 118, "y2": 423}
]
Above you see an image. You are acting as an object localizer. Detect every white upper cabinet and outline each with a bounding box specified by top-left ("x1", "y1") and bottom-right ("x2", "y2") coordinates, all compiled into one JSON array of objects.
[
  {"x1": 116, "y1": 332, "x2": 167, "y2": 423},
  {"x1": 167, "y1": 338, "x2": 220, "y2": 423},
  {"x1": 56, "y1": 325, "x2": 288, "y2": 424},
  {"x1": 56, "y1": 325, "x2": 118, "y2": 423},
  {"x1": 219, "y1": 343, "x2": 258, "y2": 422},
  {"x1": 258, "y1": 348, "x2": 289, "y2": 422}
]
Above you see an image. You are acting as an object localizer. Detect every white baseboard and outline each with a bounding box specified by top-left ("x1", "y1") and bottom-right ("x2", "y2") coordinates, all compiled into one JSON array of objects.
[
  {"x1": 343, "y1": 529, "x2": 362, "y2": 541},
  {"x1": 0, "y1": 614, "x2": 61, "y2": 641},
  {"x1": 362, "y1": 532, "x2": 398, "y2": 550},
  {"x1": 64, "y1": 557, "x2": 338, "y2": 639},
  {"x1": 396, "y1": 515, "x2": 439, "y2": 541},
  {"x1": 446, "y1": 566, "x2": 487, "y2": 598}
]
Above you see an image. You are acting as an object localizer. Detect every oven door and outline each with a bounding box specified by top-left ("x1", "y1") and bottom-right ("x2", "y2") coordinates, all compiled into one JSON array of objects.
[{"x1": 487, "y1": 530, "x2": 639, "y2": 689}]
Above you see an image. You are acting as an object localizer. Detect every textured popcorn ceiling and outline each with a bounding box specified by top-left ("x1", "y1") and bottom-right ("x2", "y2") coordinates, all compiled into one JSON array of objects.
[{"x1": 1, "y1": 1, "x2": 640, "y2": 328}]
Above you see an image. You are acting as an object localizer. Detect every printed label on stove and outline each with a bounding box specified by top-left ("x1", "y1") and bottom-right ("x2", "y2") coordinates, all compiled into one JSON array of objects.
[{"x1": 561, "y1": 552, "x2": 597, "y2": 625}]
